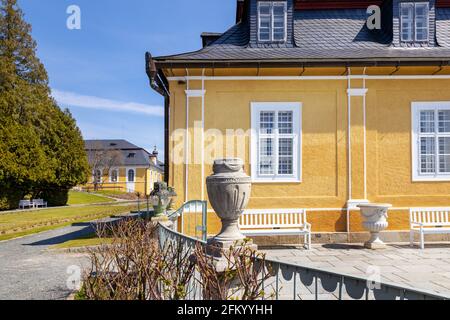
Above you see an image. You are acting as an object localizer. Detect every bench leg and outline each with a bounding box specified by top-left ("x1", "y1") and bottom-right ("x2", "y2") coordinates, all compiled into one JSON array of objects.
[
  {"x1": 420, "y1": 231, "x2": 425, "y2": 250},
  {"x1": 409, "y1": 231, "x2": 414, "y2": 248},
  {"x1": 306, "y1": 232, "x2": 311, "y2": 250}
]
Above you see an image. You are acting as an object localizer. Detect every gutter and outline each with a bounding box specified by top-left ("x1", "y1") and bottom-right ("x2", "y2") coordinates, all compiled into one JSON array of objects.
[
  {"x1": 154, "y1": 59, "x2": 450, "y2": 69},
  {"x1": 145, "y1": 52, "x2": 170, "y2": 185}
]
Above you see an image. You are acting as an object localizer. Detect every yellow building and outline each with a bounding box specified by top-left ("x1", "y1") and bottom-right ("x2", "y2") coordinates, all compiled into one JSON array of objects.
[
  {"x1": 84, "y1": 140, "x2": 164, "y2": 195},
  {"x1": 146, "y1": 0, "x2": 450, "y2": 240}
]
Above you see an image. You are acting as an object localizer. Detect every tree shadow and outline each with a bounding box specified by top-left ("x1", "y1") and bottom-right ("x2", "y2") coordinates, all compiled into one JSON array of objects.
[
  {"x1": 24, "y1": 220, "x2": 114, "y2": 246},
  {"x1": 322, "y1": 243, "x2": 366, "y2": 250}
]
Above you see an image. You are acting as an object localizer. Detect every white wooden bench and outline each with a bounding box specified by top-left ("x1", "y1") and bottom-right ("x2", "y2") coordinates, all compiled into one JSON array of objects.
[
  {"x1": 410, "y1": 208, "x2": 450, "y2": 249},
  {"x1": 32, "y1": 199, "x2": 47, "y2": 208},
  {"x1": 239, "y1": 209, "x2": 311, "y2": 249},
  {"x1": 18, "y1": 200, "x2": 33, "y2": 209}
]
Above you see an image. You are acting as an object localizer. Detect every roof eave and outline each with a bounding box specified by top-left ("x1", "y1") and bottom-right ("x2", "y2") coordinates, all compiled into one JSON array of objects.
[{"x1": 155, "y1": 58, "x2": 450, "y2": 69}]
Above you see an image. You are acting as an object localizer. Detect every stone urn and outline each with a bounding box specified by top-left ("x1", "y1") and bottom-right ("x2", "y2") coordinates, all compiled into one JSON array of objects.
[
  {"x1": 206, "y1": 158, "x2": 251, "y2": 243},
  {"x1": 357, "y1": 203, "x2": 392, "y2": 249}
]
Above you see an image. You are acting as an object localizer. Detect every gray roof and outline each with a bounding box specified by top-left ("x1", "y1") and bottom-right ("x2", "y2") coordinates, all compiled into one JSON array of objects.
[
  {"x1": 85, "y1": 139, "x2": 142, "y2": 151},
  {"x1": 84, "y1": 140, "x2": 164, "y2": 172},
  {"x1": 154, "y1": 7, "x2": 450, "y2": 64}
]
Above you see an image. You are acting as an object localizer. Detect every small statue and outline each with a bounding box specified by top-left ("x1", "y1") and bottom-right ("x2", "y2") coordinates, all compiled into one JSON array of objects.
[{"x1": 150, "y1": 182, "x2": 177, "y2": 216}]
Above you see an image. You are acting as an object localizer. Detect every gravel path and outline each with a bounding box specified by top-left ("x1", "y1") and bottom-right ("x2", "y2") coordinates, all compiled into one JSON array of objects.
[{"x1": 0, "y1": 223, "x2": 96, "y2": 300}]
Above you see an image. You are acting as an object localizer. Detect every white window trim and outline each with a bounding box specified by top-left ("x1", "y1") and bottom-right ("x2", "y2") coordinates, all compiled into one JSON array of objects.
[
  {"x1": 109, "y1": 168, "x2": 119, "y2": 183},
  {"x1": 251, "y1": 102, "x2": 302, "y2": 183},
  {"x1": 257, "y1": 1, "x2": 287, "y2": 43},
  {"x1": 412, "y1": 102, "x2": 450, "y2": 181},
  {"x1": 400, "y1": 2, "x2": 429, "y2": 43},
  {"x1": 126, "y1": 168, "x2": 136, "y2": 183}
]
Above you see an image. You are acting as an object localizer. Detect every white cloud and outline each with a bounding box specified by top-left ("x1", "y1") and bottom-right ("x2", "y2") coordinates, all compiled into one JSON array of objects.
[{"x1": 52, "y1": 89, "x2": 164, "y2": 117}]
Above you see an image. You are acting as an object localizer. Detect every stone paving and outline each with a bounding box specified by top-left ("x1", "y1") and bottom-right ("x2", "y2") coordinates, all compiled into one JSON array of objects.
[
  {"x1": 262, "y1": 243, "x2": 450, "y2": 297},
  {"x1": 0, "y1": 224, "x2": 93, "y2": 300}
]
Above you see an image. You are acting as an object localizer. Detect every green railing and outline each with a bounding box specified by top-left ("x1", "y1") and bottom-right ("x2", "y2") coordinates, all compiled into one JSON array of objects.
[
  {"x1": 168, "y1": 200, "x2": 208, "y2": 242},
  {"x1": 158, "y1": 222, "x2": 450, "y2": 301}
]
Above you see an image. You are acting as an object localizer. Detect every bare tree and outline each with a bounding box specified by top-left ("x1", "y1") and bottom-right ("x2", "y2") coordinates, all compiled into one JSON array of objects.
[{"x1": 87, "y1": 142, "x2": 123, "y2": 191}]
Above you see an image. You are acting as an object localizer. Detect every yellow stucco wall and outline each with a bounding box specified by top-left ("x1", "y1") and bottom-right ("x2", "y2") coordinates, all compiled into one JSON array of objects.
[
  {"x1": 167, "y1": 66, "x2": 450, "y2": 234},
  {"x1": 83, "y1": 167, "x2": 163, "y2": 195}
]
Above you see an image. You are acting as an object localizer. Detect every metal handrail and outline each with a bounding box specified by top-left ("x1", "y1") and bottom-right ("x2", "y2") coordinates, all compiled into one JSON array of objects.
[
  {"x1": 168, "y1": 200, "x2": 208, "y2": 242},
  {"x1": 157, "y1": 222, "x2": 450, "y2": 301}
]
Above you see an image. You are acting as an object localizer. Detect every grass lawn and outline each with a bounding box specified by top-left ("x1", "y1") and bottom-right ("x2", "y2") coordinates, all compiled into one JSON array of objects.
[
  {"x1": 0, "y1": 204, "x2": 138, "y2": 241},
  {"x1": 93, "y1": 190, "x2": 130, "y2": 197},
  {"x1": 68, "y1": 191, "x2": 114, "y2": 205}
]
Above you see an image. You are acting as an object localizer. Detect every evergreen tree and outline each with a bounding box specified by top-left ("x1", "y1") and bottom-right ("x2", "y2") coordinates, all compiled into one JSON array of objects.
[{"x1": 0, "y1": 0, "x2": 89, "y2": 209}]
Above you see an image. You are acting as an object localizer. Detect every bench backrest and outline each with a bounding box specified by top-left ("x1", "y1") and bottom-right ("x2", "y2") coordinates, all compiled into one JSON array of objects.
[
  {"x1": 240, "y1": 209, "x2": 307, "y2": 229},
  {"x1": 19, "y1": 200, "x2": 31, "y2": 205},
  {"x1": 33, "y1": 199, "x2": 44, "y2": 205},
  {"x1": 410, "y1": 208, "x2": 450, "y2": 226}
]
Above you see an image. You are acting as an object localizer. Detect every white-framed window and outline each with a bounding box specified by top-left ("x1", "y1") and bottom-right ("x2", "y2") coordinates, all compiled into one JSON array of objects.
[
  {"x1": 109, "y1": 169, "x2": 119, "y2": 183},
  {"x1": 412, "y1": 102, "x2": 450, "y2": 181},
  {"x1": 258, "y1": 1, "x2": 287, "y2": 43},
  {"x1": 400, "y1": 2, "x2": 429, "y2": 42},
  {"x1": 93, "y1": 169, "x2": 102, "y2": 183},
  {"x1": 251, "y1": 102, "x2": 301, "y2": 183},
  {"x1": 127, "y1": 169, "x2": 135, "y2": 183}
]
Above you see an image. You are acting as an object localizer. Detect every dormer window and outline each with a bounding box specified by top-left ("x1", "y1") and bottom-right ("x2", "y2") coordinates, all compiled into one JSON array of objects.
[
  {"x1": 400, "y1": 2, "x2": 429, "y2": 42},
  {"x1": 258, "y1": 1, "x2": 287, "y2": 43}
]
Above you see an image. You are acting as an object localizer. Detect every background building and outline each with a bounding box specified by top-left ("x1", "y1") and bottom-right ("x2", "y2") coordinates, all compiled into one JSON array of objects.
[{"x1": 84, "y1": 139, "x2": 164, "y2": 195}]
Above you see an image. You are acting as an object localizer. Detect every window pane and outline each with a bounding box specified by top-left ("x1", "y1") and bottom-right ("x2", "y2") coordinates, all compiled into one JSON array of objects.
[
  {"x1": 401, "y1": 4, "x2": 413, "y2": 41},
  {"x1": 128, "y1": 170, "x2": 135, "y2": 182},
  {"x1": 278, "y1": 111, "x2": 293, "y2": 134},
  {"x1": 438, "y1": 110, "x2": 450, "y2": 133},
  {"x1": 260, "y1": 111, "x2": 275, "y2": 134},
  {"x1": 279, "y1": 138, "x2": 293, "y2": 156},
  {"x1": 420, "y1": 137, "x2": 436, "y2": 173},
  {"x1": 259, "y1": 138, "x2": 274, "y2": 175},
  {"x1": 420, "y1": 110, "x2": 435, "y2": 133},
  {"x1": 439, "y1": 137, "x2": 450, "y2": 173},
  {"x1": 273, "y1": 4, "x2": 285, "y2": 16},
  {"x1": 259, "y1": 3, "x2": 270, "y2": 15},
  {"x1": 278, "y1": 138, "x2": 293, "y2": 175},
  {"x1": 111, "y1": 170, "x2": 118, "y2": 182},
  {"x1": 258, "y1": 3, "x2": 271, "y2": 41},
  {"x1": 415, "y1": 3, "x2": 429, "y2": 41},
  {"x1": 259, "y1": 30, "x2": 270, "y2": 41},
  {"x1": 273, "y1": 30, "x2": 285, "y2": 41},
  {"x1": 273, "y1": 4, "x2": 285, "y2": 41}
]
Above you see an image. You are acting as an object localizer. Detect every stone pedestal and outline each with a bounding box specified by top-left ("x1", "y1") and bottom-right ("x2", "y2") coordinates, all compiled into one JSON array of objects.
[
  {"x1": 205, "y1": 238, "x2": 258, "y2": 273},
  {"x1": 358, "y1": 203, "x2": 392, "y2": 249},
  {"x1": 151, "y1": 215, "x2": 174, "y2": 229}
]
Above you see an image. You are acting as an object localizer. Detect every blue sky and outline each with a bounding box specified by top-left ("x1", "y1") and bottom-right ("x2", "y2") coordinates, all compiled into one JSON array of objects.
[{"x1": 19, "y1": 0, "x2": 236, "y2": 158}]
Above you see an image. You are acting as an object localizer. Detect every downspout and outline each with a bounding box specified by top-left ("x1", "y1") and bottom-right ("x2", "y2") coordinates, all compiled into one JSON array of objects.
[
  {"x1": 201, "y1": 68, "x2": 205, "y2": 201},
  {"x1": 145, "y1": 52, "x2": 170, "y2": 184},
  {"x1": 363, "y1": 67, "x2": 367, "y2": 201},
  {"x1": 185, "y1": 69, "x2": 190, "y2": 202},
  {"x1": 347, "y1": 67, "x2": 352, "y2": 239}
]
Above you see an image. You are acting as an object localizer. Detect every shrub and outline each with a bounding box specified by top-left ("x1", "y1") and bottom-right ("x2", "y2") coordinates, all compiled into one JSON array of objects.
[
  {"x1": 39, "y1": 188, "x2": 69, "y2": 207},
  {"x1": 0, "y1": 188, "x2": 24, "y2": 210},
  {"x1": 80, "y1": 219, "x2": 275, "y2": 300}
]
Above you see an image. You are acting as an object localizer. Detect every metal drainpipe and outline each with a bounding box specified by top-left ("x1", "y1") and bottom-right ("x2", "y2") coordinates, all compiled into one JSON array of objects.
[
  {"x1": 347, "y1": 67, "x2": 352, "y2": 239},
  {"x1": 201, "y1": 69, "x2": 205, "y2": 201},
  {"x1": 363, "y1": 67, "x2": 367, "y2": 201},
  {"x1": 185, "y1": 69, "x2": 190, "y2": 202},
  {"x1": 145, "y1": 52, "x2": 170, "y2": 184}
]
